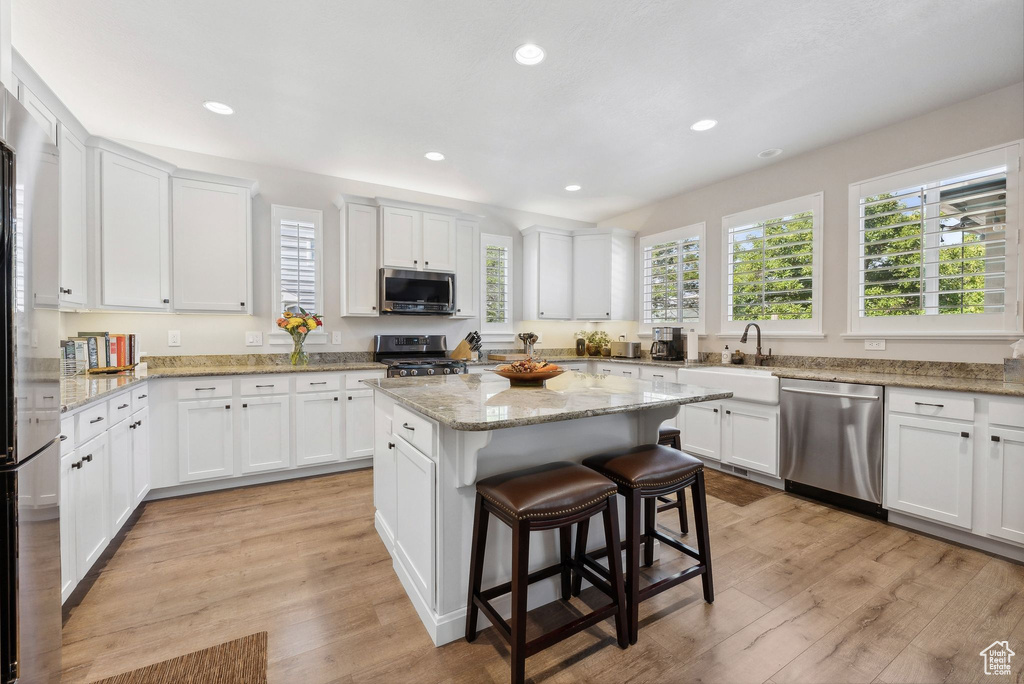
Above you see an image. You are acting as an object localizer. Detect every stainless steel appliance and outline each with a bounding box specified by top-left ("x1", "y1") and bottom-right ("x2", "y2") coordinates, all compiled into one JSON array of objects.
[
  {"x1": 378, "y1": 268, "x2": 455, "y2": 315},
  {"x1": 374, "y1": 334, "x2": 467, "y2": 377},
  {"x1": 0, "y1": 90, "x2": 63, "y2": 683},
  {"x1": 650, "y1": 327, "x2": 685, "y2": 361},
  {"x1": 780, "y1": 378, "x2": 885, "y2": 517},
  {"x1": 610, "y1": 336, "x2": 641, "y2": 359},
  {"x1": 517, "y1": 332, "x2": 537, "y2": 357}
]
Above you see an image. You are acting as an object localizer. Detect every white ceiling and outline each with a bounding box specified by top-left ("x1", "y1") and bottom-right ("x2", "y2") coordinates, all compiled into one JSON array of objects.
[{"x1": 12, "y1": 0, "x2": 1024, "y2": 222}]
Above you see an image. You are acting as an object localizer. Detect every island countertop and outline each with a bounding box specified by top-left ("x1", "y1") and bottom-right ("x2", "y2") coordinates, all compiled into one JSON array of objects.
[{"x1": 361, "y1": 371, "x2": 733, "y2": 431}]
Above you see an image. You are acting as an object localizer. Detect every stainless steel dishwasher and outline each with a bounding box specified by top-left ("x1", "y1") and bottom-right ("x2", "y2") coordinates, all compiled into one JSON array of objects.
[{"x1": 779, "y1": 378, "x2": 885, "y2": 517}]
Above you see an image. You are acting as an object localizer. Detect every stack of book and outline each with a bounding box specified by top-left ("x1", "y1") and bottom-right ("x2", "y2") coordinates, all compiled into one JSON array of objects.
[{"x1": 61, "y1": 332, "x2": 138, "y2": 374}]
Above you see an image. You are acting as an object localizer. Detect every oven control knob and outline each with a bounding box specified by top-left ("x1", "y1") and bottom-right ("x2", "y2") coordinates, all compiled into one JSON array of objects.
[
  {"x1": 452, "y1": 368, "x2": 462, "y2": 374},
  {"x1": 443, "y1": 368, "x2": 451, "y2": 375},
  {"x1": 427, "y1": 369, "x2": 435, "y2": 375},
  {"x1": 409, "y1": 369, "x2": 418, "y2": 376},
  {"x1": 398, "y1": 370, "x2": 408, "y2": 377}
]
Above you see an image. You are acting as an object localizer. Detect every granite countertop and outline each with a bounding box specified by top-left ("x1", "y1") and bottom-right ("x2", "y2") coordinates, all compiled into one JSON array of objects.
[
  {"x1": 768, "y1": 367, "x2": 1024, "y2": 397},
  {"x1": 362, "y1": 372, "x2": 733, "y2": 431},
  {"x1": 61, "y1": 374, "x2": 150, "y2": 412}
]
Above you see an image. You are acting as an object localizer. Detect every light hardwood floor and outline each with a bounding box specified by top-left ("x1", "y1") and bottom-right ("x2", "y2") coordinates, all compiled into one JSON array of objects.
[{"x1": 61, "y1": 468, "x2": 1024, "y2": 683}]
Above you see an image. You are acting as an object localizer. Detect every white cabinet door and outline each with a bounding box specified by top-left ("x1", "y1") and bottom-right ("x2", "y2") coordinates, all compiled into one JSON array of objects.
[
  {"x1": 421, "y1": 212, "x2": 456, "y2": 272},
  {"x1": 373, "y1": 402, "x2": 396, "y2": 545},
  {"x1": 60, "y1": 450, "x2": 77, "y2": 602},
  {"x1": 345, "y1": 389, "x2": 375, "y2": 460},
  {"x1": 130, "y1": 407, "x2": 151, "y2": 505},
  {"x1": 343, "y1": 202, "x2": 379, "y2": 316},
  {"x1": 107, "y1": 419, "x2": 133, "y2": 535},
  {"x1": 58, "y1": 126, "x2": 88, "y2": 307},
  {"x1": 295, "y1": 392, "x2": 342, "y2": 466},
  {"x1": 986, "y1": 427, "x2": 1024, "y2": 545},
  {"x1": 178, "y1": 399, "x2": 234, "y2": 482},
  {"x1": 239, "y1": 395, "x2": 291, "y2": 474},
  {"x1": 537, "y1": 232, "x2": 573, "y2": 319},
  {"x1": 393, "y1": 437, "x2": 436, "y2": 608},
  {"x1": 680, "y1": 402, "x2": 721, "y2": 461},
  {"x1": 722, "y1": 401, "x2": 779, "y2": 476},
  {"x1": 381, "y1": 206, "x2": 421, "y2": 270},
  {"x1": 74, "y1": 433, "x2": 109, "y2": 579},
  {"x1": 100, "y1": 152, "x2": 170, "y2": 309},
  {"x1": 573, "y1": 233, "x2": 611, "y2": 319},
  {"x1": 452, "y1": 219, "x2": 479, "y2": 318},
  {"x1": 172, "y1": 178, "x2": 250, "y2": 312},
  {"x1": 885, "y1": 414, "x2": 973, "y2": 529}
]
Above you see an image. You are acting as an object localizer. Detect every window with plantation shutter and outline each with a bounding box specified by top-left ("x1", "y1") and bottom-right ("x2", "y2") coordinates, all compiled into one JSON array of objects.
[
  {"x1": 481, "y1": 233, "x2": 513, "y2": 334},
  {"x1": 639, "y1": 223, "x2": 705, "y2": 333},
  {"x1": 722, "y1": 193, "x2": 823, "y2": 335},
  {"x1": 271, "y1": 205, "x2": 324, "y2": 341},
  {"x1": 848, "y1": 143, "x2": 1021, "y2": 336}
]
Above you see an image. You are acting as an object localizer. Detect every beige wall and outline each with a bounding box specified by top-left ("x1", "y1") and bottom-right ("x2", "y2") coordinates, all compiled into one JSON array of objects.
[{"x1": 598, "y1": 82, "x2": 1024, "y2": 364}]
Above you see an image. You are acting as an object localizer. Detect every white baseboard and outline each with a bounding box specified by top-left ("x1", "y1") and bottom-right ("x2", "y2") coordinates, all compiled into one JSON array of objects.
[
  {"x1": 146, "y1": 459, "x2": 371, "y2": 500},
  {"x1": 887, "y1": 511, "x2": 1024, "y2": 563}
]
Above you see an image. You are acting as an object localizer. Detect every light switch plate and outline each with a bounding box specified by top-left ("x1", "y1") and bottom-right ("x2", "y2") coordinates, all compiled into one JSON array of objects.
[
  {"x1": 168, "y1": 330, "x2": 181, "y2": 347},
  {"x1": 864, "y1": 339, "x2": 886, "y2": 351},
  {"x1": 332, "y1": 331, "x2": 342, "y2": 345},
  {"x1": 245, "y1": 331, "x2": 263, "y2": 347}
]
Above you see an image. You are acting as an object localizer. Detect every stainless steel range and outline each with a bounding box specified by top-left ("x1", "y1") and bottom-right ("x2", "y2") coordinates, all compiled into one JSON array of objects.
[{"x1": 373, "y1": 334, "x2": 467, "y2": 378}]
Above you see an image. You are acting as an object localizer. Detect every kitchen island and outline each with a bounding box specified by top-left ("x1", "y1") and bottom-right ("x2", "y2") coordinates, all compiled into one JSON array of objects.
[{"x1": 363, "y1": 371, "x2": 731, "y2": 645}]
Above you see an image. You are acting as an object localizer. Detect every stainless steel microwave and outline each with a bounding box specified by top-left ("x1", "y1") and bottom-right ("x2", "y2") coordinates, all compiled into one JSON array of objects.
[{"x1": 378, "y1": 268, "x2": 456, "y2": 315}]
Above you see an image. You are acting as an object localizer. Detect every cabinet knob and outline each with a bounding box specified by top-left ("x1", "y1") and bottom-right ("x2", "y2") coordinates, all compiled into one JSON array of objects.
[
  {"x1": 163, "y1": 298, "x2": 170, "y2": 304},
  {"x1": 240, "y1": 302, "x2": 245, "y2": 307},
  {"x1": 372, "y1": 306, "x2": 377, "y2": 310},
  {"x1": 961, "y1": 431, "x2": 970, "y2": 438},
  {"x1": 388, "y1": 442, "x2": 395, "y2": 450},
  {"x1": 457, "y1": 309, "x2": 461, "y2": 313},
  {"x1": 605, "y1": 312, "x2": 609, "y2": 316},
  {"x1": 242, "y1": 403, "x2": 247, "y2": 408},
  {"x1": 348, "y1": 396, "x2": 353, "y2": 400},
  {"x1": 725, "y1": 410, "x2": 731, "y2": 415},
  {"x1": 992, "y1": 435, "x2": 1001, "y2": 442},
  {"x1": 713, "y1": 408, "x2": 718, "y2": 413},
  {"x1": 68, "y1": 288, "x2": 73, "y2": 295},
  {"x1": 71, "y1": 460, "x2": 82, "y2": 470},
  {"x1": 540, "y1": 312, "x2": 544, "y2": 315},
  {"x1": 334, "y1": 397, "x2": 339, "y2": 401},
  {"x1": 84, "y1": 454, "x2": 93, "y2": 462},
  {"x1": 225, "y1": 404, "x2": 231, "y2": 410}
]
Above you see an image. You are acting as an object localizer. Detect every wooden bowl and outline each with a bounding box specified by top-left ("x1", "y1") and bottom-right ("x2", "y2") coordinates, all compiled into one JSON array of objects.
[{"x1": 489, "y1": 365, "x2": 566, "y2": 387}]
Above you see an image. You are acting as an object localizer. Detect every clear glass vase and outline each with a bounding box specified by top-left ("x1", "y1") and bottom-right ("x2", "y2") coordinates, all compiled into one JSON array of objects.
[{"x1": 290, "y1": 334, "x2": 309, "y2": 366}]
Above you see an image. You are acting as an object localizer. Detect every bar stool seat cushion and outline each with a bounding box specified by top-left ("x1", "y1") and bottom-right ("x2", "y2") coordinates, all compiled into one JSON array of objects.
[
  {"x1": 658, "y1": 426, "x2": 681, "y2": 440},
  {"x1": 583, "y1": 444, "x2": 702, "y2": 489},
  {"x1": 476, "y1": 462, "x2": 617, "y2": 520}
]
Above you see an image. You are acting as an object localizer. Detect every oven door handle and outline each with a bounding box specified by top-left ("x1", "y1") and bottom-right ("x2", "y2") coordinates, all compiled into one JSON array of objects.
[
  {"x1": 781, "y1": 387, "x2": 880, "y2": 401},
  {"x1": 448, "y1": 276, "x2": 453, "y2": 310}
]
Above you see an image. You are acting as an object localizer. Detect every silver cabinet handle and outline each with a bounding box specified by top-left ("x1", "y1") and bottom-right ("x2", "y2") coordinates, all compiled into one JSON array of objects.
[
  {"x1": 403, "y1": 423, "x2": 415, "y2": 431},
  {"x1": 195, "y1": 387, "x2": 216, "y2": 391},
  {"x1": 309, "y1": 381, "x2": 327, "y2": 385},
  {"x1": 914, "y1": 401, "x2": 944, "y2": 408},
  {"x1": 255, "y1": 384, "x2": 275, "y2": 388},
  {"x1": 89, "y1": 417, "x2": 104, "y2": 424},
  {"x1": 117, "y1": 403, "x2": 129, "y2": 409},
  {"x1": 447, "y1": 276, "x2": 453, "y2": 309},
  {"x1": 781, "y1": 387, "x2": 880, "y2": 401}
]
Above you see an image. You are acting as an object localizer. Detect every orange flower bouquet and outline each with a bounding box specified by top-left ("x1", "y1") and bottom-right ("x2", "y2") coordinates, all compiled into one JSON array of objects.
[{"x1": 276, "y1": 308, "x2": 322, "y2": 366}]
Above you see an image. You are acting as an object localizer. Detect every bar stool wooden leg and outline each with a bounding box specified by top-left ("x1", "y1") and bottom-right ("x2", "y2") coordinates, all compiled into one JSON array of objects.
[
  {"x1": 570, "y1": 517, "x2": 589, "y2": 597},
  {"x1": 510, "y1": 520, "x2": 531, "y2": 684},
  {"x1": 677, "y1": 488, "x2": 689, "y2": 535},
  {"x1": 642, "y1": 496, "x2": 656, "y2": 567},
  {"x1": 625, "y1": 491, "x2": 642, "y2": 645},
  {"x1": 691, "y1": 470, "x2": 714, "y2": 603},
  {"x1": 602, "y1": 496, "x2": 629, "y2": 649},
  {"x1": 465, "y1": 493, "x2": 489, "y2": 642},
  {"x1": 559, "y1": 526, "x2": 572, "y2": 600}
]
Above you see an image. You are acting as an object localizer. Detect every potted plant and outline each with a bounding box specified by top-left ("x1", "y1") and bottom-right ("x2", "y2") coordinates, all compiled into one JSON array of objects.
[
  {"x1": 276, "y1": 308, "x2": 323, "y2": 366},
  {"x1": 577, "y1": 330, "x2": 610, "y2": 357}
]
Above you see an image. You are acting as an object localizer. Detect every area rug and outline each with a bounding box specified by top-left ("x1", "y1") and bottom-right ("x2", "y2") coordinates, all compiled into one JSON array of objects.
[
  {"x1": 704, "y1": 468, "x2": 776, "y2": 507},
  {"x1": 90, "y1": 632, "x2": 267, "y2": 684}
]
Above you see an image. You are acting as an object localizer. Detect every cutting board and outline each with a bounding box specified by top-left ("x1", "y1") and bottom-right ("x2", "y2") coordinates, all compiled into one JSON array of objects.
[{"x1": 487, "y1": 353, "x2": 531, "y2": 361}]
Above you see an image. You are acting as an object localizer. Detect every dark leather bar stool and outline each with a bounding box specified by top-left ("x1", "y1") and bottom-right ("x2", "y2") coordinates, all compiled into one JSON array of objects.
[
  {"x1": 575, "y1": 444, "x2": 713, "y2": 644},
  {"x1": 656, "y1": 426, "x2": 688, "y2": 533},
  {"x1": 465, "y1": 462, "x2": 629, "y2": 684}
]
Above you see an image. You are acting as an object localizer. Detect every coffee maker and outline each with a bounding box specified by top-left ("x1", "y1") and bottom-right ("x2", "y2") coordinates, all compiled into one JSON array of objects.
[{"x1": 650, "y1": 327, "x2": 686, "y2": 361}]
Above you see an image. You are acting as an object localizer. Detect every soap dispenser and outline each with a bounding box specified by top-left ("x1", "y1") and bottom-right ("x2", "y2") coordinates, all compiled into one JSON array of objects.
[{"x1": 721, "y1": 346, "x2": 730, "y2": 364}]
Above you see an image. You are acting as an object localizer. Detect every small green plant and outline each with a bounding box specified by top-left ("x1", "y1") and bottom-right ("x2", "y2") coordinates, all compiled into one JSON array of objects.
[{"x1": 576, "y1": 330, "x2": 610, "y2": 348}]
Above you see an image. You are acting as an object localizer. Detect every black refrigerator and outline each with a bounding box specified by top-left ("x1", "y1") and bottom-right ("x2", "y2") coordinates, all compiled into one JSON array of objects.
[{"x1": 0, "y1": 89, "x2": 63, "y2": 682}]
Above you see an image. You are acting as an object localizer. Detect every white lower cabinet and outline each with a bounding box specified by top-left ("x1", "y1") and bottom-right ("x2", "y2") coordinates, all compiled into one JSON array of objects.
[
  {"x1": 680, "y1": 401, "x2": 722, "y2": 461},
  {"x1": 107, "y1": 420, "x2": 133, "y2": 535},
  {"x1": 345, "y1": 389, "x2": 375, "y2": 460},
  {"x1": 178, "y1": 399, "x2": 235, "y2": 482},
  {"x1": 885, "y1": 413, "x2": 973, "y2": 529},
  {"x1": 721, "y1": 401, "x2": 779, "y2": 476},
  {"x1": 74, "y1": 433, "x2": 109, "y2": 579},
  {"x1": 130, "y1": 408, "x2": 151, "y2": 505},
  {"x1": 393, "y1": 436, "x2": 435, "y2": 608},
  {"x1": 295, "y1": 392, "x2": 343, "y2": 466},
  {"x1": 60, "y1": 451, "x2": 77, "y2": 602},
  {"x1": 373, "y1": 398, "x2": 396, "y2": 546},
  {"x1": 239, "y1": 395, "x2": 291, "y2": 474},
  {"x1": 985, "y1": 426, "x2": 1024, "y2": 545}
]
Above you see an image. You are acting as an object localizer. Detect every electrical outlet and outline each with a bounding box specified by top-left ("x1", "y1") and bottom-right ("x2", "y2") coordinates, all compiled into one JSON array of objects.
[
  {"x1": 332, "y1": 331, "x2": 342, "y2": 345},
  {"x1": 864, "y1": 339, "x2": 886, "y2": 351},
  {"x1": 167, "y1": 330, "x2": 181, "y2": 347},
  {"x1": 245, "y1": 331, "x2": 263, "y2": 347}
]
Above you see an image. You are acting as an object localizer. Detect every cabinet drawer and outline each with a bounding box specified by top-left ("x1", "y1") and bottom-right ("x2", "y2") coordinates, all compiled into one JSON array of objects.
[
  {"x1": 177, "y1": 378, "x2": 232, "y2": 400},
  {"x1": 345, "y1": 370, "x2": 386, "y2": 389},
  {"x1": 640, "y1": 367, "x2": 671, "y2": 381},
  {"x1": 131, "y1": 384, "x2": 150, "y2": 412},
  {"x1": 393, "y1": 404, "x2": 435, "y2": 458},
  {"x1": 989, "y1": 396, "x2": 1024, "y2": 429},
  {"x1": 887, "y1": 388, "x2": 974, "y2": 422},
  {"x1": 108, "y1": 394, "x2": 134, "y2": 426},
  {"x1": 615, "y1": 364, "x2": 641, "y2": 378},
  {"x1": 295, "y1": 373, "x2": 340, "y2": 393},
  {"x1": 76, "y1": 402, "x2": 109, "y2": 443},
  {"x1": 240, "y1": 376, "x2": 291, "y2": 396},
  {"x1": 60, "y1": 417, "x2": 74, "y2": 454}
]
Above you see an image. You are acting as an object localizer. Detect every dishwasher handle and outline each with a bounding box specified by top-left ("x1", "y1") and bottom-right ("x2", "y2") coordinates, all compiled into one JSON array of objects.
[{"x1": 781, "y1": 387, "x2": 880, "y2": 401}]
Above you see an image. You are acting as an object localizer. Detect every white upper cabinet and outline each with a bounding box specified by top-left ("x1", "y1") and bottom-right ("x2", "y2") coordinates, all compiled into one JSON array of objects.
[
  {"x1": 99, "y1": 150, "x2": 171, "y2": 310},
  {"x1": 341, "y1": 200, "x2": 379, "y2": 316},
  {"x1": 523, "y1": 226, "x2": 573, "y2": 320},
  {"x1": 420, "y1": 212, "x2": 456, "y2": 272},
  {"x1": 381, "y1": 206, "x2": 422, "y2": 270},
  {"x1": 58, "y1": 126, "x2": 88, "y2": 308},
  {"x1": 572, "y1": 229, "x2": 635, "y2": 321},
  {"x1": 452, "y1": 218, "x2": 479, "y2": 318},
  {"x1": 171, "y1": 175, "x2": 253, "y2": 313}
]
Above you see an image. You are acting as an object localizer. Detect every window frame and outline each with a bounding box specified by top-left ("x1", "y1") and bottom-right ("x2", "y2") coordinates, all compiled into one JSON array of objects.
[
  {"x1": 480, "y1": 233, "x2": 514, "y2": 340},
  {"x1": 270, "y1": 204, "x2": 325, "y2": 345},
  {"x1": 846, "y1": 142, "x2": 1022, "y2": 339},
  {"x1": 637, "y1": 222, "x2": 706, "y2": 336},
  {"x1": 720, "y1": 192, "x2": 824, "y2": 337}
]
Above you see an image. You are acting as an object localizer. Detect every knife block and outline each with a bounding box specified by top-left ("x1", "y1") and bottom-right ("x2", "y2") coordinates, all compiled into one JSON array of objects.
[{"x1": 450, "y1": 339, "x2": 473, "y2": 361}]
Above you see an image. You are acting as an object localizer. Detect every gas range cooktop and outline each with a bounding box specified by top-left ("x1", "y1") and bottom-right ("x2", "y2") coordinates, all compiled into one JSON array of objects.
[{"x1": 373, "y1": 334, "x2": 467, "y2": 378}]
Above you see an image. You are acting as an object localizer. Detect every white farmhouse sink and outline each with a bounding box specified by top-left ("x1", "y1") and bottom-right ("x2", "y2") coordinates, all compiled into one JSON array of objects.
[{"x1": 676, "y1": 366, "x2": 780, "y2": 405}]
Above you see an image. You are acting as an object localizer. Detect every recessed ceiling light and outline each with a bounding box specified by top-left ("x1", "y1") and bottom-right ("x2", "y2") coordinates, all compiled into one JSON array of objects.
[
  {"x1": 757, "y1": 148, "x2": 783, "y2": 159},
  {"x1": 514, "y1": 44, "x2": 545, "y2": 66},
  {"x1": 424, "y1": 151, "x2": 445, "y2": 161},
  {"x1": 203, "y1": 100, "x2": 234, "y2": 115},
  {"x1": 689, "y1": 119, "x2": 717, "y2": 132},
  {"x1": 564, "y1": 184, "x2": 581, "y2": 192}
]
